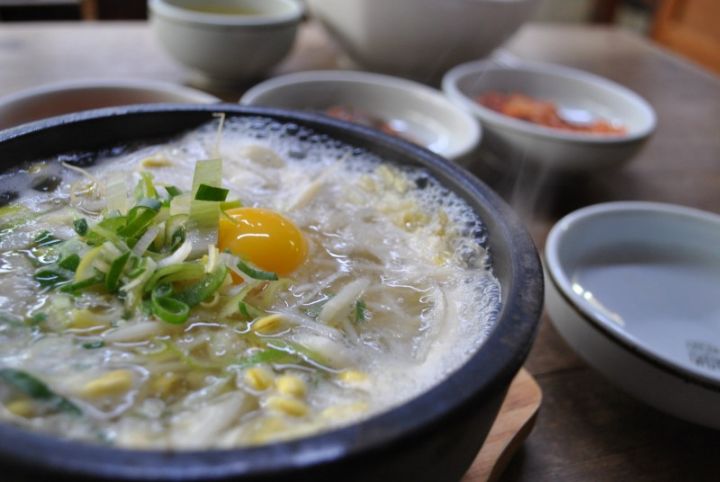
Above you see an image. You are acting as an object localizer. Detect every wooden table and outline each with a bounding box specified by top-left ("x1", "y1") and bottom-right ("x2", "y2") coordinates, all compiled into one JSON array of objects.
[{"x1": 1, "y1": 20, "x2": 720, "y2": 482}]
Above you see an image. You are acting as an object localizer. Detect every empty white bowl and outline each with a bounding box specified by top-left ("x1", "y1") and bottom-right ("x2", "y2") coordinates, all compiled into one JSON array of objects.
[
  {"x1": 545, "y1": 201, "x2": 720, "y2": 428},
  {"x1": 306, "y1": 0, "x2": 539, "y2": 82},
  {"x1": 240, "y1": 70, "x2": 481, "y2": 162},
  {"x1": 149, "y1": 0, "x2": 303, "y2": 83},
  {"x1": 442, "y1": 58, "x2": 656, "y2": 171},
  {"x1": 0, "y1": 79, "x2": 219, "y2": 131}
]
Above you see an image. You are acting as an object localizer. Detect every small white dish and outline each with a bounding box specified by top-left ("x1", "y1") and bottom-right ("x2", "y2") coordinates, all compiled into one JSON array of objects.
[
  {"x1": 240, "y1": 70, "x2": 481, "y2": 162},
  {"x1": 545, "y1": 201, "x2": 720, "y2": 428},
  {"x1": 0, "y1": 79, "x2": 219, "y2": 131},
  {"x1": 442, "y1": 58, "x2": 656, "y2": 171},
  {"x1": 149, "y1": 0, "x2": 303, "y2": 83}
]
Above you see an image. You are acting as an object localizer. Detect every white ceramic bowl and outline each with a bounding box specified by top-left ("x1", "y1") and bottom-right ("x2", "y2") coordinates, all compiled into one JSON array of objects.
[
  {"x1": 306, "y1": 0, "x2": 539, "y2": 82},
  {"x1": 240, "y1": 70, "x2": 481, "y2": 162},
  {"x1": 442, "y1": 59, "x2": 656, "y2": 171},
  {"x1": 0, "y1": 79, "x2": 219, "y2": 131},
  {"x1": 149, "y1": 0, "x2": 303, "y2": 83},
  {"x1": 545, "y1": 201, "x2": 720, "y2": 428}
]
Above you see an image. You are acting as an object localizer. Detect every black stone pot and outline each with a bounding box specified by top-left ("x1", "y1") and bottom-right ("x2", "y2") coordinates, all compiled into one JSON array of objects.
[{"x1": 0, "y1": 104, "x2": 543, "y2": 482}]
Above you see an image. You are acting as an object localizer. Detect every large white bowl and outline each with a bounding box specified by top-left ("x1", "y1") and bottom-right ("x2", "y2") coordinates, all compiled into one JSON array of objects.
[
  {"x1": 149, "y1": 0, "x2": 303, "y2": 83},
  {"x1": 545, "y1": 201, "x2": 720, "y2": 428},
  {"x1": 306, "y1": 0, "x2": 539, "y2": 81},
  {"x1": 240, "y1": 70, "x2": 481, "y2": 162},
  {"x1": 442, "y1": 59, "x2": 657, "y2": 171},
  {"x1": 0, "y1": 79, "x2": 219, "y2": 131}
]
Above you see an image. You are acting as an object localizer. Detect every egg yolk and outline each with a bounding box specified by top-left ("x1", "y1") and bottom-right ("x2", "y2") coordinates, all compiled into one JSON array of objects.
[{"x1": 218, "y1": 207, "x2": 308, "y2": 278}]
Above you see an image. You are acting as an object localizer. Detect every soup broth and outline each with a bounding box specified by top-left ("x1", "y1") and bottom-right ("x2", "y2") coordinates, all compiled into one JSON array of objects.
[{"x1": 0, "y1": 116, "x2": 500, "y2": 449}]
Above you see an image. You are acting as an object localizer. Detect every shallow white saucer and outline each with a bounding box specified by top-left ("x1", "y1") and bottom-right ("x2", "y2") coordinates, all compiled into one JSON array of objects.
[
  {"x1": 545, "y1": 201, "x2": 720, "y2": 428},
  {"x1": 0, "y1": 79, "x2": 219, "y2": 131}
]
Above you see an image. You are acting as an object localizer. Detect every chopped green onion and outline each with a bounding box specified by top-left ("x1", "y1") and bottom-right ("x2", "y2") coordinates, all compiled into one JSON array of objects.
[
  {"x1": 174, "y1": 266, "x2": 228, "y2": 307},
  {"x1": 120, "y1": 257, "x2": 157, "y2": 313},
  {"x1": 217, "y1": 282, "x2": 258, "y2": 319},
  {"x1": 58, "y1": 253, "x2": 80, "y2": 271},
  {"x1": 73, "y1": 245, "x2": 104, "y2": 282},
  {"x1": 165, "y1": 214, "x2": 188, "y2": 252},
  {"x1": 0, "y1": 368, "x2": 80, "y2": 414},
  {"x1": 155, "y1": 266, "x2": 205, "y2": 287},
  {"x1": 234, "y1": 340, "x2": 331, "y2": 370},
  {"x1": 165, "y1": 185, "x2": 182, "y2": 198},
  {"x1": 142, "y1": 172, "x2": 158, "y2": 198},
  {"x1": 134, "y1": 172, "x2": 158, "y2": 201},
  {"x1": 220, "y1": 200, "x2": 242, "y2": 211},
  {"x1": 126, "y1": 261, "x2": 146, "y2": 279},
  {"x1": 239, "y1": 301, "x2": 264, "y2": 320},
  {"x1": 28, "y1": 312, "x2": 47, "y2": 325},
  {"x1": 73, "y1": 218, "x2": 88, "y2": 236},
  {"x1": 84, "y1": 216, "x2": 126, "y2": 246},
  {"x1": 33, "y1": 231, "x2": 62, "y2": 247},
  {"x1": 132, "y1": 225, "x2": 160, "y2": 255},
  {"x1": 195, "y1": 184, "x2": 229, "y2": 202},
  {"x1": 151, "y1": 284, "x2": 190, "y2": 324},
  {"x1": 34, "y1": 268, "x2": 71, "y2": 289},
  {"x1": 190, "y1": 159, "x2": 223, "y2": 227},
  {"x1": 60, "y1": 272, "x2": 105, "y2": 294},
  {"x1": 139, "y1": 299, "x2": 153, "y2": 316},
  {"x1": 191, "y1": 159, "x2": 222, "y2": 196},
  {"x1": 354, "y1": 299, "x2": 368, "y2": 323},
  {"x1": 189, "y1": 200, "x2": 220, "y2": 228},
  {"x1": 170, "y1": 226, "x2": 186, "y2": 252},
  {"x1": 82, "y1": 340, "x2": 105, "y2": 349},
  {"x1": 152, "y1": 282, "x2": 173, "y2": 299},
  {"x1": 105, "y1": 252, "x2": 131, "y2": 293},
  {"x1": 144, "y1": 262, "x2": 205, "y2": 294},
  {"x1": 151, "y1": 221, "x2": 167, "y2": 252},
  {"x1": 0, "y1": 368, "x2": 52, "y2": 398},
  {"x1": 236, "y1": 259, "x2": 278, "y2": 281},
  {"x1": 118, "y1": 198, "x2": 162, "y2": 240},
  {"x1": 233, "y1": 348, "x2": 299, "y2": 368}
]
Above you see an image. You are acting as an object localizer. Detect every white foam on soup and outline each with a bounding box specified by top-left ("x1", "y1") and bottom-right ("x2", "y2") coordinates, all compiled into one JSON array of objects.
[{"x1": 0, "y1": 116, "x2": 501, "y2": 448}]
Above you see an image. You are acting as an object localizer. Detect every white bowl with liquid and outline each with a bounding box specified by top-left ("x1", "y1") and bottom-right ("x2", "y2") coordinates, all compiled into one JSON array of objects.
[
  {"x1": 149, "y1": 0, "x2": 303, "y2": 83},
  {"x1": 240, "y1": 70, "x2": 481, "y2": 162},
  {"x1": 545, "y1": 202, "x2": 720, "y2": 428}
]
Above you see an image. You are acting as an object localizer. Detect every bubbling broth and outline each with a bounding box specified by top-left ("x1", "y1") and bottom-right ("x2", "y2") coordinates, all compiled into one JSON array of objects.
[{"x1": 0, "y1": 117, "x2": 500, "y2": 448}]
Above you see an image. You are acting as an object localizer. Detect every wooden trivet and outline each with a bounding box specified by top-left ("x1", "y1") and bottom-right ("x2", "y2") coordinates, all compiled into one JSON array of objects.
[{"x1": 462, "y1": 368, "x2": 542, "y2": 482}]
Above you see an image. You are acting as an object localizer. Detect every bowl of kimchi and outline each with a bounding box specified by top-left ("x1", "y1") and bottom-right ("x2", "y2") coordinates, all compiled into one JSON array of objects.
[{"x1": 442, "y1": 58, "x2": 656, "y2": 172}]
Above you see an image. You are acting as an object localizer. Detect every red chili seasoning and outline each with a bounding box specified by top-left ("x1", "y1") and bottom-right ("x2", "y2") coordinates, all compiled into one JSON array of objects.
[{"x1": 476, "y1": 92, "x2": 626, "y2": 135}]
